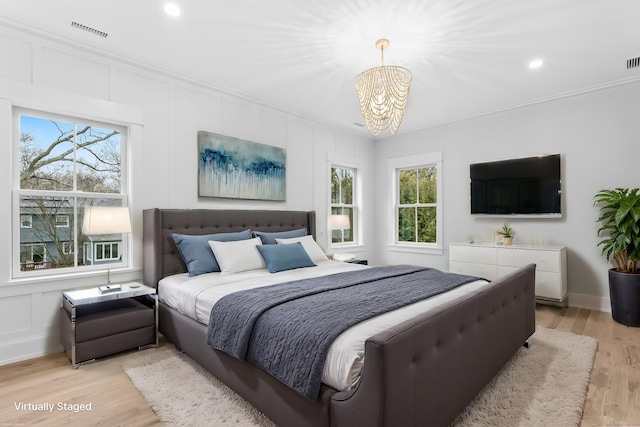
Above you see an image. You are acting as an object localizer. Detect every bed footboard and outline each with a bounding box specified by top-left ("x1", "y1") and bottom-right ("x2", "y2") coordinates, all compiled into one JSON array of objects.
[{"x1": 331, "y1": 264, "x2": 536, "y2": 427}]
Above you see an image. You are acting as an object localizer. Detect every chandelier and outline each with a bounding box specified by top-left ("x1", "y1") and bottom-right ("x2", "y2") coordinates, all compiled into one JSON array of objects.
[{"x1": 355, "y1": 39, "x2": 412, "y2": 136}]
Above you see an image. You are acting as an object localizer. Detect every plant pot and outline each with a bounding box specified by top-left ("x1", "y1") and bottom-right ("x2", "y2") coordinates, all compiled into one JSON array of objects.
[
  {"x1": 609, "y1": 268, "x2": 640, "y2": 327},
  {"x1": 502, "y1": 237, "x2": 513, "y2": 246}
]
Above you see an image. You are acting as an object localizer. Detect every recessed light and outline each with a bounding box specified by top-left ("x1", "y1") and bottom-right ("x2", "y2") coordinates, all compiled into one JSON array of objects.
[
  {"x1": 164, "y1": 3, "x2": 181, "y2": 17},
  {"x1": 528, "y1": 59, "x2": 543, "y2": 69}
]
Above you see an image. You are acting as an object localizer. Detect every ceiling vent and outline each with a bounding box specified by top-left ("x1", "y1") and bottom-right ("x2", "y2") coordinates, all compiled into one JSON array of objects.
[
  {"x1": 71, "y1": 21, "x2": 108, "y2": 38},
  {"x1": 626, "y1": 56, "x2": 640, "y2": 70}
]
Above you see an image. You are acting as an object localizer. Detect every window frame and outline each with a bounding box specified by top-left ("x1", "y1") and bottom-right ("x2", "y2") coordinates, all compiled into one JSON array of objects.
[
  {"x1": 55, "y1": 215, "x2": 70, "y2": 228},
  {"x1": 20, "y1": 214, "x2": 32, "y2": 228},
  {"x1": 387, "y1": 151, "x2": 443, "y2": 255},
  {"x1": 12, "y1": 108, "x2": 130, "y2": 279},
  {"x1": 330, "y1": 165, "x2": 357, "y2": 246},
  {"x1": 327, "y1": 153, "x2": 365, "y2": 250}
]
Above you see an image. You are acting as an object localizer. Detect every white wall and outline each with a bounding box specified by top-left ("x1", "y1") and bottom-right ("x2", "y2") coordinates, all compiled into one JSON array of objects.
[
  {"x1": 374, "y1": 81, "x2": 640, "y2": 311},
  {"x1": 0, "y1": 24, "x2": 374, "y2": 365}
]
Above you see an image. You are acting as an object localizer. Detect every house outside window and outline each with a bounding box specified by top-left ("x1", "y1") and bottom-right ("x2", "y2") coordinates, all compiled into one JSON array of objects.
[
  {"x1": 13, "y1": 110, "x2": 128, "y2": 277},
  {"x1": 388, "y1": 152, "x2": 443, "y2": 254}
]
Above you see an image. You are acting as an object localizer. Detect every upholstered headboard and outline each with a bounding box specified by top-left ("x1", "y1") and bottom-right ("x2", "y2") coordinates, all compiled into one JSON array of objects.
[{"x1": 142, "y1": 208, "x2": 317, "y2": 287}]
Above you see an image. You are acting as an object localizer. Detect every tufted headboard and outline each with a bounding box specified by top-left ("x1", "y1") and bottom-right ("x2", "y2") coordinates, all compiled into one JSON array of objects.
[{"x1": 142, "y1": 208, "x2": 316, "y2": 287}]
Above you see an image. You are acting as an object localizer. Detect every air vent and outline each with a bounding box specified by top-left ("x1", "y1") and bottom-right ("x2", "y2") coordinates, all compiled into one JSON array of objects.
[
  {"x1": 626, "y1": 56, "x2": 640, "y2": 70},
  {"x1": 71, "y1": 21, "x2": 108, "y2": 38}
]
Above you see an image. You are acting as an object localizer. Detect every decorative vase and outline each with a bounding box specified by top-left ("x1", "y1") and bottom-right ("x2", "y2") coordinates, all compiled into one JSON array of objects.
[
  {"x1": 502, "y1": 237, "x2": 513, "y2": 246},
  {"x1": 609, "y1": 268, "x2": 640, "y2": 327}
]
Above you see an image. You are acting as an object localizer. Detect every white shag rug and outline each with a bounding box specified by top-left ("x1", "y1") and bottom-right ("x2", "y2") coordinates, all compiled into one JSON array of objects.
[{"x1": 124, "y1": 327, "x2": 597, "y2": 427}]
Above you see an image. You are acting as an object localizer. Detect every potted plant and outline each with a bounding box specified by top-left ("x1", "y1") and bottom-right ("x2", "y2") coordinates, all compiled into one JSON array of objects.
[
  {"x1": 594, "y1": 188, "x2": 640, "y2": 326},
  {"x1": 498, "y1": 223, "x2": 514, "y2": 246}
]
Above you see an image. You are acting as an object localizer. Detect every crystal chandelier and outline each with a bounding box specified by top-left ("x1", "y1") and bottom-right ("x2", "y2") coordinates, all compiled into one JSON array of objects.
[{"x1": 355, "y1": 39, "x2": 412, "y2": 136}]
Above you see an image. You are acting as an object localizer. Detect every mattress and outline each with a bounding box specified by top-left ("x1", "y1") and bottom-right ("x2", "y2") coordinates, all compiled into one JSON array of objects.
[{"x1": 159, "y1": 260, "x2": 489, "y2": 391}]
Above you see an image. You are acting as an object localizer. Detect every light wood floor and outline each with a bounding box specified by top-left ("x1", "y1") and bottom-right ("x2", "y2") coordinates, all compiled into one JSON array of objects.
[{"x1": 0, "y1": 306, "x2": 638, "y2": 426}]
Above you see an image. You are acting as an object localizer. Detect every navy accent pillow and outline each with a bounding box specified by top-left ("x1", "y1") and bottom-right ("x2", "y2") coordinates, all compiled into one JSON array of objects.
[
  {"x1": 171, "y1": 229, "x2": 253, "y2": 276},
  {"x1": 256, "y1": 242, "x2": 316, "y2": 273},
  {"x1": 254, "y1": 228, "x2": 307, "y2": 245}
]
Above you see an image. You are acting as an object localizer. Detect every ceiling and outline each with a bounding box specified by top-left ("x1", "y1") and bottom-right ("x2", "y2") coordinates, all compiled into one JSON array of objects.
[{"x1": 1, "y1": 0, "x2": 639, "y2": 137}]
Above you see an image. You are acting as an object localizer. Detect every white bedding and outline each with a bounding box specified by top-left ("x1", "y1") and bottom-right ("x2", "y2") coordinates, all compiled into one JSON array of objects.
[{"x1": 158, "y1": 261, "x2": 489, "y2": 391}]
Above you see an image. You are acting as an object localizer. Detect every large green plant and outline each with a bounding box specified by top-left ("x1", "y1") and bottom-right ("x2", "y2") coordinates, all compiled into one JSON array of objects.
[{"x1": 594, "y1": 188, "x2": 640, "y2": 273}]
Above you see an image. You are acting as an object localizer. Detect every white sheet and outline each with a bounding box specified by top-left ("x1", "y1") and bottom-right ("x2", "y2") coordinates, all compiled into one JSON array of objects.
[{"x1": 158, "y1": 261, "x2": 489, "y2": 391}]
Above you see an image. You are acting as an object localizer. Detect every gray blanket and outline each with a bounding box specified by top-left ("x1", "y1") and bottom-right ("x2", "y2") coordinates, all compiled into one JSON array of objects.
[{"x1": 207, "y1": 265, "x2": 480, "y2": 399}]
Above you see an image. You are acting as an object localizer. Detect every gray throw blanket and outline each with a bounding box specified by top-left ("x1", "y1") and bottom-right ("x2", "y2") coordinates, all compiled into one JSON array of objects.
[{"x1": 207, "y1": 265, "x2": 480, "y2": 399}]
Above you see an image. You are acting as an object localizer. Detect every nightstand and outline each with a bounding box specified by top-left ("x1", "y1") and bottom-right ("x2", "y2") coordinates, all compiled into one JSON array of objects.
[{"x1": 60, "y1": 282, "x2": 157, "y2": 368}]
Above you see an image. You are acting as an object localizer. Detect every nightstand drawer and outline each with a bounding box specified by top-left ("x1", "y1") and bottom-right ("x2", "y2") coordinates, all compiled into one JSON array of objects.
[{"x1": 73, "y1": 298, "x2": 154, "y2": 343}]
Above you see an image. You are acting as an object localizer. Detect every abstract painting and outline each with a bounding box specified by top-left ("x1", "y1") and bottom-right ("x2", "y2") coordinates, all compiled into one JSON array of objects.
[{"x1": 198, "y1": 131, "x2": 286, "y2": 201}]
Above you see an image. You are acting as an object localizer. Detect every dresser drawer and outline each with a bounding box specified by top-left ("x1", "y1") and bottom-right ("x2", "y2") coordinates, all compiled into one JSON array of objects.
[
  {"x1": 450, "y1": 261, "x2": 498, "y2": 280},
  {"x1": 497, "y1": 248, "x2": 561, "y2": 272},
  {"x1": 449, "y1": 245, "x2": 497, "y2": 264},
  {"x1": 498, "y1": 266, "x2": 565, "y2": 300}
]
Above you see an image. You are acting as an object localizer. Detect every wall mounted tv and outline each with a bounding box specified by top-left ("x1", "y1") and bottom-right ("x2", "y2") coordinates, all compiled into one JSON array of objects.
[{"x1": 470, "y1": 154, "x2": 561, "y2": 216}]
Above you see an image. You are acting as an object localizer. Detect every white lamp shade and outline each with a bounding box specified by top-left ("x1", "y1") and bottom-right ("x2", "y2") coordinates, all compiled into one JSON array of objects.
[
  {"x1": 83, "y1": 207, "x2": 132, "y2": 234},
  {"x1": 329, "y1": 214, "x2": 351, "y2": 230}
]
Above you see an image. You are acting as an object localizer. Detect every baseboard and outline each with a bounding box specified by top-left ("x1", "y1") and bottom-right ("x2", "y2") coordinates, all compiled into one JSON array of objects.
[
  {"x1": 569, "y1": 293, "x2": 611, "y2": 312},
  {"x1": 0, "y1": 331, "x2": 63, "y2": 366}
]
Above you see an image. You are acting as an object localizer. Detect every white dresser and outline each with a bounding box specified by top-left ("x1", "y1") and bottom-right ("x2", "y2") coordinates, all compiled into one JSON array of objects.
[{"x1": 449, "y1": 242, "x2": 567, "y2": 307}]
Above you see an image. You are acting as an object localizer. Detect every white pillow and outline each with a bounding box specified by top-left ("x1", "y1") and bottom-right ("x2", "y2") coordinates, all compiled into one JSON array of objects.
[
  {"x1": 275, "y1": 235, "x2": 328, "y2": 262},
  {"x1": 208, "y1": 237, "x2": 267, "y2": 274}
]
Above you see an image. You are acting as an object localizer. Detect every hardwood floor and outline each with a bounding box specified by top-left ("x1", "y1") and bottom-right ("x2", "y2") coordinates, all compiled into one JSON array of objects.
[
  {"x1": 536, "y1": 305, "x2": 640, "y2": 427},
  {"x1": 0, "y1": 306, "x2": 638, "y2": 426}
]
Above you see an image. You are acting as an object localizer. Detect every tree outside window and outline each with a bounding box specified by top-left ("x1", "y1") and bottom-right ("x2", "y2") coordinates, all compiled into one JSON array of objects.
[
  {"x1": 397, "y1": 166, "x2": 437, "y2": 243},
  {"x1": 16, "y1": 112, "x2": 127, "y2": 274},
  {"x1": 330, "y1": 166, "x2": 355, "y2": 244}
]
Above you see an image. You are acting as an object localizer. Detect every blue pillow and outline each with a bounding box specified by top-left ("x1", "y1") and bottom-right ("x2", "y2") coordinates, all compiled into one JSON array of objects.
[
  {"x1": 256, "y1": 242, "x2": 316, "y2": 273},
  {"x1": 254, "y1": 228, "x2": 307, "y2": 244},
  {"x1": 172, "y1": 229, "x2": 253, "y2": 276}
]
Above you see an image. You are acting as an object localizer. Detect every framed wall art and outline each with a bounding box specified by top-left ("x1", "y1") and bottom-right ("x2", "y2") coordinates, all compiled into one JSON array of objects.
[{"x1": 198, "y1": 131, "x2": 286, "y2": 201}]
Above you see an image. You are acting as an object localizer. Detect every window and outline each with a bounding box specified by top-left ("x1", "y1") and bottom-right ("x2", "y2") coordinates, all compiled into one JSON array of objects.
[
  {"x1": 388, "y1": 152, "x2": 443, "y2": 254},
  {"x1": 19, "y1": 244, "x2": 47, "y2": 270},
  {"x1": 397, "y1": 167, "x2": 437, "y2": 243},
  {"x1": 14, "y1": 110, "x2": 128, "y2": 277},
  {"x1": 61, "y1": 241, "x2": 73, "y2": 255},
  {"x1": 55, "y1": 215, "x2": 69, "y2": 228},
  {"x1": 95, "y1": 242, "x2": 120, "y2": 261},
  {"x1": 330, "y1": 166, "x2": 356, "y2": 245},
  {"x1": 20, "y1": 214, "x2": 32, "y2": 228}
]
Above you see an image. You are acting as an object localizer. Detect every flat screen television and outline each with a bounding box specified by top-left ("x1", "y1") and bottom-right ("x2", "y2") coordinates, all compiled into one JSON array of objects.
[{"x1": 470, "y1": 154, "x2": 561, "y2": 216}]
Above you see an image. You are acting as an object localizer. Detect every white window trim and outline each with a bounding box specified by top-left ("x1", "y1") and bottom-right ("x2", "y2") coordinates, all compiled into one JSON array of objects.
[
  {"x1": 327, "y1": 153, "x2": 366, "y2": 251},
  {"x1": 387, "y1": 151, "x2": 443, "y2": 255},
  {"x1": 1, "y1": 78, "x2": 142, "y2": 285}
]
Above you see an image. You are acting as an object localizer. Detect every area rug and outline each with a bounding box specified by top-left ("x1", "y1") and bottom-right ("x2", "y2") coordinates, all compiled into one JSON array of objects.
[{"x1": 124, "y1": 327, "x2": 597, "y2": 427}]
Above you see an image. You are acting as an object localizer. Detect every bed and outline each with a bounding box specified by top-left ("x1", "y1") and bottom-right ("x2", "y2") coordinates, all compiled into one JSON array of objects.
[{"x1": 142, "y1": 208, "x2": 536, "y2": 427}]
